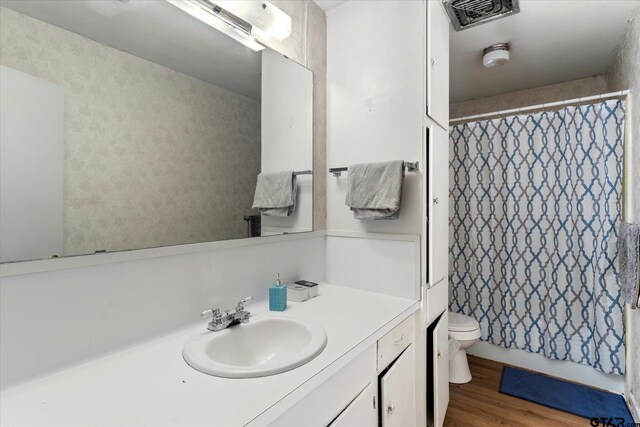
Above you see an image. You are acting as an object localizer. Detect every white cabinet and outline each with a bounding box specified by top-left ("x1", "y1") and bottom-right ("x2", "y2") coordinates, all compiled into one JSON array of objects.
[
  {"x1": 426, "y1": 124, "x2": 450, "y2": 287},
  {"x1": 377, "y1": 314, "x2": 415, "y2": 371},
  {"x1": 426, "y1": 311, "x2": 449, "y2": 427},
  {"x1": 329, "y1": 382, "x2": 377, "y2": 427},
  {"x1": 272, "y1": 314, "x2": 418, "y2": 427},
  {"x1": 380, "y1": 344, "x2": 417, "y2": 427},
  {"x1": 433, "y1": 313, "x2": 449, "y2": 427},
  {"x1": 426, "y1": 0, "x2": 450, "y2": 128},
  {"x1": 270, "y1": 346, "x2": 376, "y2": 427}
]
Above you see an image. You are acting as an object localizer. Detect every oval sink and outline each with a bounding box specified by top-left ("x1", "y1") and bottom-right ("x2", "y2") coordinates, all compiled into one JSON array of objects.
[{"x1": 183, "y1": 315, "x2": 327, "y2": 378}]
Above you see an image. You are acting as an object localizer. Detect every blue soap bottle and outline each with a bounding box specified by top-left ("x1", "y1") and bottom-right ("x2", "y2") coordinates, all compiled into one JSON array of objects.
[{"x1": 269, "y1": 273, "x2": 287, "y2": 311}]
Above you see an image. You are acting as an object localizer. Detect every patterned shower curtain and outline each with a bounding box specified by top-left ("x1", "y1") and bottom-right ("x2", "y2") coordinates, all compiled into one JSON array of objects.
[{"x1": 448, "y1": 99, "x2": 626, "y2": 375}]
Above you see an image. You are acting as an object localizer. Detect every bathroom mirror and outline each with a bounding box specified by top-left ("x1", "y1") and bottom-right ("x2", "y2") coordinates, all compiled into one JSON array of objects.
[{"x1": 0, "y1": 0, "x2": 313, "y2": 263}]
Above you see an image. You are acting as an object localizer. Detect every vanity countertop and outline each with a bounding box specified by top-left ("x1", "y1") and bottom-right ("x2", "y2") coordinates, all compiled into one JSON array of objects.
[{"x1": 0, "y1": 284, "x2": 418, "y2": 426}]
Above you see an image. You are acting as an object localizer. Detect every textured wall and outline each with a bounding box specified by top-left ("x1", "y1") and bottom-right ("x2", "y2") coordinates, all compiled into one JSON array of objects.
[
  {"x1": 450, "y1": 75, "x2": 610, "y2": 118},
  {"x1": 256, "y1": 1, "x2": 327, "y2": 231},
  {"x1": 0, "y1": 7, "x2": 262, "y2": 256},
  {"x1": 609, "y1": 5, "x2": 640, "y2": 421}
]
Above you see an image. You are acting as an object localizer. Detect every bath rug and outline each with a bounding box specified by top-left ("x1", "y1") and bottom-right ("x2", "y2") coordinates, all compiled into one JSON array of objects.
[{"x1": 499, "y1": 366, "x2": 635, "y2": 424}]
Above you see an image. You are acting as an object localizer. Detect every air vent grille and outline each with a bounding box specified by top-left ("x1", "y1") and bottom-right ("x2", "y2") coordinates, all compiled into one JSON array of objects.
[{"x1": 443, "y1": 0, "x2": 520, "y2": 31}]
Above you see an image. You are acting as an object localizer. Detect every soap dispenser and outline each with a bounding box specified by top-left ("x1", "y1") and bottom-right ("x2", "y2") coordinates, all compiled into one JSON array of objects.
[{"x1": 269, "y1": 273, "x2": 287, "y2": 311}]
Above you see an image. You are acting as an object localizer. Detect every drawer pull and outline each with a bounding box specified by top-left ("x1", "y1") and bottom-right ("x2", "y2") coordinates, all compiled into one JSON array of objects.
[{"x1": 387, "y1": 404, "x2": 395, "y2": 414}]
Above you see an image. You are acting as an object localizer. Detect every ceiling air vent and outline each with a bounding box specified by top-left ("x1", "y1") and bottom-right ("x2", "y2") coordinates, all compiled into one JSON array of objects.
[{"x1": 443, "y1": 0, "x2": 520, "y2": 31}]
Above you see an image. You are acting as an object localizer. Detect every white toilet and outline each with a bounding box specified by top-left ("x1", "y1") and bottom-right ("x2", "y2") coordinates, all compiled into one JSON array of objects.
[{"x1": 448, "y1": 311, "x2": 481, "y2": 384}]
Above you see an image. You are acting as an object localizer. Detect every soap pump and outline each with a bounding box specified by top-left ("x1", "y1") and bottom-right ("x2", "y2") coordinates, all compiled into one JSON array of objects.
[{"x1": 269, "y1": 272, "x2": 287, "y2": 311}]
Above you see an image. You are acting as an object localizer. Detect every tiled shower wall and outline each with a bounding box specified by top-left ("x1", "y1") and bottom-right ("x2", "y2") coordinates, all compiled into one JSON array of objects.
[{"x1": 610, "y1": 5, "x2": 640, "y2": 420}]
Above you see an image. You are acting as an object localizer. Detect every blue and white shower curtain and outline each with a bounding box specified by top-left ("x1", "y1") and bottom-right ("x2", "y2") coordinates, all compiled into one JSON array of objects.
[{"x1": 449, "y1": 100, "x2": 626, "y2": 375}]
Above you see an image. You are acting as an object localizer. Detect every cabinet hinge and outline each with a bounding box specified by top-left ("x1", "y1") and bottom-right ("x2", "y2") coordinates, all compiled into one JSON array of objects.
[{"x1": 373, "y1": 396, "x2": 376, "y2": 409}]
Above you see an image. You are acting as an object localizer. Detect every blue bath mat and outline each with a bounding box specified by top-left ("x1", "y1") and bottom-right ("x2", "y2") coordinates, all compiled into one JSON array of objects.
[{"x1": 499, "y1": 366, "x2": 634, "y2": 424}]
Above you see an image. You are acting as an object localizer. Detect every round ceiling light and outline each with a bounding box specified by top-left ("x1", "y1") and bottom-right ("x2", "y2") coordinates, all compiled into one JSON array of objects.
[{"x1": 483, "y1": 43, "x2": 510, "y2": 68}]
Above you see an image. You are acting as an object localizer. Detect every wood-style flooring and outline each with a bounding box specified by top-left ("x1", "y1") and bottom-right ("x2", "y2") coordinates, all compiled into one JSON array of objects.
[{"x1": 443, "y1": 356, "x2": 588, "y2": 426}]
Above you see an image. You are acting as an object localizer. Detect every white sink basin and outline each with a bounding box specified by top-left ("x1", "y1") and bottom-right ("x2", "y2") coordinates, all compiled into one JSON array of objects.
[{"x1": 183, "y1": 314, "x2": 327, "y2": 378}]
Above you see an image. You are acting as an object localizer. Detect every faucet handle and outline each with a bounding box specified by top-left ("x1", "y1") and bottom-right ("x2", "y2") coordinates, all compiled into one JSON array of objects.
[
  {"x1": 201, "y1": 308, "x2": 221, "y2": 319},
  {"x1": 236, "y1": 296, "x2": 253, "y2": 310}
]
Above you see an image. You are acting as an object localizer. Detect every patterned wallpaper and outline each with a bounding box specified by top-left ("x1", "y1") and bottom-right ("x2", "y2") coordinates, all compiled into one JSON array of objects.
[
  {"x1": 609, "y1": 5, "x2": 640, "y2": 420},
  {"x1": 0, "y1": 7, "x2": 262, "y2": 257}
]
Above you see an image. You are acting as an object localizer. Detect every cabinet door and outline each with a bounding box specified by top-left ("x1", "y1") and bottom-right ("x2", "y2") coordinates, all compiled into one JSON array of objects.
[
  {"x1": 329, "y1": 382, "x2": 377, "y2": 427},
  {"x1": 433, "y1": 313, "x2": 449, "y2": 427},
  {"x1": 426, "y1": 0, "x2": 450, "y2": 128},
  {"x1": 269, "y1": 346, "x2": 376, "y2": 427},
  {"x1": 428, "y1": 124, "x2": 449, "y2": 286},
  {"x1": 381, "y1": 344, "x2": 416, "y2": 427}
]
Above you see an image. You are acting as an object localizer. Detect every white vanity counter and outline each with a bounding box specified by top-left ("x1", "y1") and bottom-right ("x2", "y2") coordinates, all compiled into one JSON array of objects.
[{"x1": 0, "y1": 284, "x2": 418, "y2": 426}]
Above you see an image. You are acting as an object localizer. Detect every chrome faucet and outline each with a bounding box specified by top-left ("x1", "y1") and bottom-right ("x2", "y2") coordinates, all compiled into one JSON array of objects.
[{"x1": 201, "y1": 296, "x2": 253, "y2": 332}]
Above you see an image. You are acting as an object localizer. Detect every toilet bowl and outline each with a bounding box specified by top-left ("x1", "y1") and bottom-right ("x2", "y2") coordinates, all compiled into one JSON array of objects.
[{"x1": 448, "y1": 311, "x2": 481, "y2": 384}]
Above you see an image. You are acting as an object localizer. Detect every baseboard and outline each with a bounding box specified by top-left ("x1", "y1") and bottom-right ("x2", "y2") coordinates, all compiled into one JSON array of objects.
[{"x1": 467, "y1": 341, "x2": 625, "y2": 393}]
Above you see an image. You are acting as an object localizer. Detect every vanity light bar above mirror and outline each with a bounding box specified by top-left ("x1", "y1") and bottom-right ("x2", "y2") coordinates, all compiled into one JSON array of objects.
[
  {"x1": 213, "y1": 1, "x2": 292, "y2": 41},
  {"x1": 166, "y1": 0, "x2": 292, "y2": 52},
  {"x1": 166, "y1": 0, "x2": 265, "y2": 51}
]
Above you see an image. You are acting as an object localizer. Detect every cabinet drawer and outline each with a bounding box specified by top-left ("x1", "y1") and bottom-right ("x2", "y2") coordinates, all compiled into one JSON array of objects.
[{"x1": 377, "y1": 315, "x2": 415, "y2": 372}]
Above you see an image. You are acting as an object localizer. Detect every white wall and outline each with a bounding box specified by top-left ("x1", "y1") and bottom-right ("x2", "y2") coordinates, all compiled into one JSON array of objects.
[
  {"x1": 326, "y1": 0, "x2": 423, "y2": 235},
  {"x1": 0, "y1": 234, "x2": 325, "y2": 389},
  {"x1": 325, "y1": 233, "x2": 420, "y2": 300},
  {"x1": 0, "y1": 65, "x2": 64, "y2": 262},
  {"x1": 261, "y1": 49, "x2": 313, "y2": 235}
]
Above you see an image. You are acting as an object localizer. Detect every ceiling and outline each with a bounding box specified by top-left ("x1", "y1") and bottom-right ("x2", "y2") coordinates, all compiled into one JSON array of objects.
[
  {"x1": 0, "y1": 0, "x2": 262, "y2": 99},
  {"x1": 313, "y1": 0, "x2": 348, "y2": 11},
  {"x1": 449, "y1": 0, "x2": 639, "y2": 103}
]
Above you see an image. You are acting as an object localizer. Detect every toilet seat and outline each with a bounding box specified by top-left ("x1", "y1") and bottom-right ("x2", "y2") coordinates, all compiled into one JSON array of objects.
[{"x1": 448, "y1": 312, "x2": 481, "y2": 341}]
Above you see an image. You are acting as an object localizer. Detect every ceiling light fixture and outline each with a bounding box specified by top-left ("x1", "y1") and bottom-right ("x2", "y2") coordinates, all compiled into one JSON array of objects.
[
  {"x1": 482, "y1": 43, "x2": 510, "y2": 68},
  {"x1": 166, "y1": 0, "x2": 265, "y2": 51}
]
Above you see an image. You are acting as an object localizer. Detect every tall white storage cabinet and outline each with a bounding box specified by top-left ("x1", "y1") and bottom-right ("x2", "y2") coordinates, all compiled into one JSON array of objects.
[
  {"x1": 424, "y1": 2, "x2": 451, "y2": 427},
  {"x1": 327, "y1": 1, "x2": 450, "y2": 426}
]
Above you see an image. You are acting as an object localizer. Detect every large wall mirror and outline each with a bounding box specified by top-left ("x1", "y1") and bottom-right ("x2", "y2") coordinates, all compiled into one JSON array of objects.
[{"x1": 0, "y1": 0, "x2": 313, "y2": 263}]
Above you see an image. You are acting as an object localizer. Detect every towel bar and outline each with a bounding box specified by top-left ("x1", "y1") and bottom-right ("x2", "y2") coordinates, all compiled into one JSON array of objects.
[
  {"x1": 329, "y1": 161, "x2": 418, "y2": 177},
  {"x1": 293, "y1": 170, "x2": 312, "y2": 175}
]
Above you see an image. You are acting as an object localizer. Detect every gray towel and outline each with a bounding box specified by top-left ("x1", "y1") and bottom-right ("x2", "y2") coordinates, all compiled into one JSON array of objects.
[
  {"x1": 252, "y1": 171, "x2": 297, "y2": 217},
  {"x1": 345, "y1": 160, "x2": 404, "y2": 220},
  {"x1": 618, "y1": 222, "x2": 640, "y2": 308}
]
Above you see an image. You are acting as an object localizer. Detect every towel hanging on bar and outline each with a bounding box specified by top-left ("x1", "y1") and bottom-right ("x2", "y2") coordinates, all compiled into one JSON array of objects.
[
  {"x1": 618, "y1": 222, "x2": 640, "y2": 308},
  {"x1": 345, "y1": 160, "x2": 404, "y2": 220},
  {"x1": 252, "y1": 171, "x2": 297, "y2": 217}
]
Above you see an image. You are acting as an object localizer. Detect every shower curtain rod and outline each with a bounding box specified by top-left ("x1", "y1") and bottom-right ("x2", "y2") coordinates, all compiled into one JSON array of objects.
[{"x1": 450, "y1": 89, "x2": 630, "y2": 124}]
